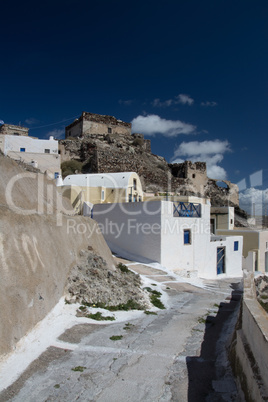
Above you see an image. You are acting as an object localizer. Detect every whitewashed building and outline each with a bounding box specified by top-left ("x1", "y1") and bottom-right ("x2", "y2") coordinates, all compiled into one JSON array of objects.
[
  {"x1": 0, "y1": 134, "x2": 61, "y2": 179},
  {"x1": 60, "y1": 172, "x2": 143, "y2": 214},
  {"x1": 217, "y1": 228, "x2": 268, "y2": 274},
  {"x1": 210, "y1": 206, "x2": 268, "y2": 274},
  {"x1": 92, "y1": 199, "x2": 243, "y2": 279}
]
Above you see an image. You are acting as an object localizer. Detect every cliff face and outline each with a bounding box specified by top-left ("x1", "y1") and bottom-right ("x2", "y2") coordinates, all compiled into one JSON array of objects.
[
  {"x1": 0, "y1": 154, "x2": 116, "y2": 357},
  {"x1": 59, "y1": 134, "x2": 240, "y2": 207}
]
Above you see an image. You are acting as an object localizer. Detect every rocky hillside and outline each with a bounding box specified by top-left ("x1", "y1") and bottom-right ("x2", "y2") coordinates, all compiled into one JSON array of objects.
[
  {"x1": 59, "y1": 133, "x2": 246, "y2": 215},
  {"x1": 65, "y1": 250, "x2": 150, "y2": 309}
]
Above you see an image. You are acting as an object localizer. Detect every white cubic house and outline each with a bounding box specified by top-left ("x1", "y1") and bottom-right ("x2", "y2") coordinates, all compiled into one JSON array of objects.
[
  {"x1": 92, "y1": 198, "x2": 243, "y2": 279},
  {"x1": 0, "y1": 134, "x2": 61, "y2": 179}
]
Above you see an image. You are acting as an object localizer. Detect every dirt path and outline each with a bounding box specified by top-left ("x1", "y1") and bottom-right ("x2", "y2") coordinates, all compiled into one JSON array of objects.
[{"x1": 0, "y1": 261, "x2": 243, "y2": 401}]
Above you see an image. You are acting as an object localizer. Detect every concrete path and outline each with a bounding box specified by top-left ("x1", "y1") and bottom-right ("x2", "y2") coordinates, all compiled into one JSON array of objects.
[{"x1": 0, "y1": 261, "x2": 243, "y2": 402}]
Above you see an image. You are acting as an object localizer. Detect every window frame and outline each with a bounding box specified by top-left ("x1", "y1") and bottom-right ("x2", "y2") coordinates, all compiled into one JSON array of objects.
[
  {"x1": 234, "y1": 241, "x2": 239, "y2": 251},
  {"x1": 184, "y1": 229, "x2": 191, "y2": 245}
]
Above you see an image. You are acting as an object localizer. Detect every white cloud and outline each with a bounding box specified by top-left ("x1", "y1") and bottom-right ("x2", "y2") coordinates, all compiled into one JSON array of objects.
[
  {"x1": 173, "y1": 140, "x2": 231, "y2": 157},
  {"x1": 201, "y1": 101, "x2": 218, "y2": 107},
  {"x1": 206, "y1": 164, "x2": 227, "y2": 180},
  {"x1": 131, "y1": 114, "x2": 196, "y2": 137},
  {"x1": 171, "y1": 140, "x2": 231, "y2": 180},
  {"x1": 45, "y1": 128, "x2": 65, "y2": 139},
  {"x1": 25, "y1": 117, "x2": 39, "y2": 125},
  {"x1": 152, "y1": 98, "x2": 173, "y2": 107},
  {"x1": 119, "y1": 99, "x2": 133, "y2": 106},
  {"x1": 239, "y1": 188, "x2": 268, "y2": 215},
  {"x1": 175, "y1": 94, "x2": 194, "y2": 105},
  {"x1": 152, "y1": 93, "x2": 194, "y2": 108}
]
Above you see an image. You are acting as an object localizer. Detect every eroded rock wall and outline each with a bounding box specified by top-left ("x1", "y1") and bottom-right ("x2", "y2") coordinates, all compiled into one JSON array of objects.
[
  {"x1": 0, "y1": 155, "x2": 115, "y2": 358},
  {"x1": 59, "y1": 137, "x2": 240, "y2": 207}
]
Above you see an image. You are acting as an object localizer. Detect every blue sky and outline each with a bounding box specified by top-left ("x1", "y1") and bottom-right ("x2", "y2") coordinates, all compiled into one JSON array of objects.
[{"x1": 1, "y1": 0, "x2": 268, "y2": 213}]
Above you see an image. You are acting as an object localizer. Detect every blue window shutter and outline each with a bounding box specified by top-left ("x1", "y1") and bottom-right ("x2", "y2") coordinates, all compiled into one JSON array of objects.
[{"x1": 184, "y1": 230, "x2": 190, "y2": 244}]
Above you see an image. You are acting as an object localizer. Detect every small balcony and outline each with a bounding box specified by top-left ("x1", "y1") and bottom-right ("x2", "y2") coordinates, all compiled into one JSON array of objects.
[{"x1": 173, "y1": 202, "x2": 201, "y2": 218}]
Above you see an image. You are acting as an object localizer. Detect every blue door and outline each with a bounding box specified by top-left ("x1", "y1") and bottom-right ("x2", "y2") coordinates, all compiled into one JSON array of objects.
[{"x1": 217, "y1": 247, "x2": 225, "y2": 275}]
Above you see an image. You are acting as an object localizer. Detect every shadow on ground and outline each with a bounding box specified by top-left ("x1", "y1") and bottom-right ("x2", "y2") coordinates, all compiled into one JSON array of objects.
[{"x1": 186, "y1": 282, "x2": 243, "y2": 402}]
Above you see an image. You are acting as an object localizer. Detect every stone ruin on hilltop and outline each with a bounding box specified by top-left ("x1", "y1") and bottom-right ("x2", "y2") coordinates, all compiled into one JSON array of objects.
[{"x1": 59, "y1": 112, "x2": 240, "y2": 208}]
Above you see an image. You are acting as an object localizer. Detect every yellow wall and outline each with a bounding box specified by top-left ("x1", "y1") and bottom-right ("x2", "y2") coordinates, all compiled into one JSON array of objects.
[{"x1": 59, "y1": 172, "x2": 143, "y2": 214}]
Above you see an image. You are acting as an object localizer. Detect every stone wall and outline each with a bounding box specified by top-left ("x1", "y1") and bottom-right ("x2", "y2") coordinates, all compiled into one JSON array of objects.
[
  {"x1": 65, "y1": 112, "x2": 131, "y2": 139},
  {"x1": 204, "y1": 179, "x2": 239, "y2": 206},
  {"x1": 0, "y1": 124, "x2": 29, "y2": 136},
  {"x1": 230, "y1": 271, "x2": 268, "y2": 401},
  {"x1": 59, "y1": 134, "x2": 240, "y2": 208}
]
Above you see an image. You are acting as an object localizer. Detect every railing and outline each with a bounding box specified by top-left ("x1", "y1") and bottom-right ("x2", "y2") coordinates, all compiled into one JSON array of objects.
[{"x1": 173, "y1": 202, "x2": 201, "y2": 218}]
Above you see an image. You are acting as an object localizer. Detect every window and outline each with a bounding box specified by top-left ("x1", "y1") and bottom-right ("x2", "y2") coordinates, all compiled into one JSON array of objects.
[
  {"x1": 184, "y1": 229, "x2": 191, "y2": 245},
  {"x1": 234, "y1": 241, "x2": 239, "y2": 251},
  {"x1": 101, "y1": 190, "x2": 105, "y2": 201},
  {"x1": 210, "y1": 218, "x2": 215, "y2": 234},
  {"x1": 44, "y1": 149, "x2": 50, "y2": 154},
  {"x1": 20, "y1": 148, "x2": 25, "y2": 152},
  {"x1": 192, "y1": 174, "x2": 195, "y2": 179},
  {"x1": 230, "y1": 219, "x2": 233, "y2": 224},
  {"x1": 108, "y1": 127, "x2": 112, "y2": 134},
  {"x1": 133, "y1": 178, "x2": 137, "y2": 190},
  {"x1": 128, "y1": 194, "x2": 132, "y2": 202},
  {"x1": 217, "y1": 247, "x2": 225, "y2": 274}
]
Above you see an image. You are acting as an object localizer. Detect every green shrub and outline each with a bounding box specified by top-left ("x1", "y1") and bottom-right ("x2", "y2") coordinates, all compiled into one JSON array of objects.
[
  {"x1": 110, "y1": 335, "x2": 123, "y2": 341},
  {"x1": 144, "y1": 287, "x2": 165, "y2": 309},
  {"x1": 81, "y1": 299, "x2": 144, "y2": 311},
  {"x1": 123, "y1": 322, "x2": 134, "y2": 330},
  {"x1": 117, "y1": 262, "x2": 130, "y2": 273},
  {"x1": 71, "y1": 366, "x2": 86, "y2": 372},
  {"x1": 108, "y1": 299, "x2": 144, "y2": 311},
  {"x1": 61, "y1": 160, "x2": 83, "y2": 177},
  {"x1": 86, "y1": 312, "x2": 115, "y2": 321},
  {"x1": 132, "y1": 138, "x2": 143, "y2": 147},
  {"x1": 143, "y1": 287, "x2": 152, "y2": 292},
  {"x1": 150, "y1": 294, "x2": 165, "y2": 309}
]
